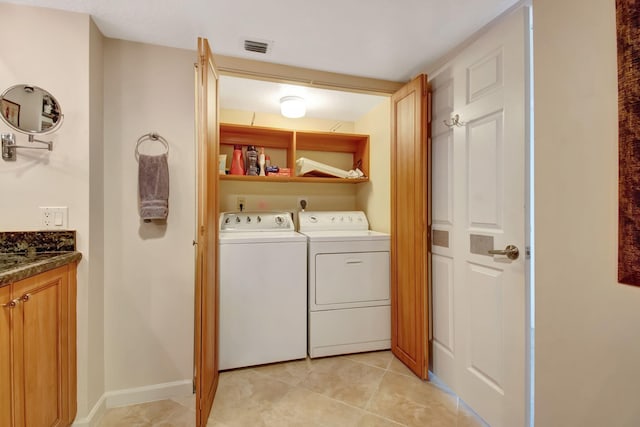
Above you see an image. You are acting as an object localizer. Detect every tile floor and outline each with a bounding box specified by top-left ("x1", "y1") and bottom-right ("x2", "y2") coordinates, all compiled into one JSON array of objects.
[{"x1": 98, "y1": 351, "x2": 489, "y2": 427}]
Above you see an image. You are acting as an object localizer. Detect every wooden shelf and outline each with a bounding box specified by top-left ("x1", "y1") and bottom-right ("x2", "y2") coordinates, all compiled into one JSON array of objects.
[
  {"x1": 220, "y1": 174, "x2": 368, "y2": 184},
  {"x1": 219, "y1": 123, "x2": 369, "y2": 183}
]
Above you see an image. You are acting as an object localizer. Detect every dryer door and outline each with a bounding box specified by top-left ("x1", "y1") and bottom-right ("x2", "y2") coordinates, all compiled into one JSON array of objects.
[{"x1": 314, "y1": 251, "x2": 390, "y2": 307}]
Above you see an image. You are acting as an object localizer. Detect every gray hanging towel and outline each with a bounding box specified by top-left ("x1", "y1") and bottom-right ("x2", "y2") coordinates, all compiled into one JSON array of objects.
[{"x1": 138, "y1": 153, "x2": 169, "y2": 222}]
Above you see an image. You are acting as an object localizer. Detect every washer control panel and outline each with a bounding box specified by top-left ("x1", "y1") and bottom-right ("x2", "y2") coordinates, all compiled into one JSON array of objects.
[
  {"x1": 220, "y1": 211, "x2": 294, "y2": 231},
  {"x1": 298, "y1": 211, "x2": 369, "y2": 231}
]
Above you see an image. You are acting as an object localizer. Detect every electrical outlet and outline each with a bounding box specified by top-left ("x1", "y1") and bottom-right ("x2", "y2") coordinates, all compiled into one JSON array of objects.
[
  {"x1": 236, "y1": 196, "x2": 246, "y2": 211},
  {"x1": 297, "y1": 196, "x2": 309, "y2": 210},
  {"x1": 40, "y1": 207, "x2": 68, "y2": 229}
]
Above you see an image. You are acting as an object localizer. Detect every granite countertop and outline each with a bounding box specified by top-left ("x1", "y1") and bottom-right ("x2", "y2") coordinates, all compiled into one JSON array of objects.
[
  {"x1": 0, "y1": 251, "x2": 82, "y2": 286},
  {"x1": 0, "y1": 231, "x2": 82, "y2": 287}
]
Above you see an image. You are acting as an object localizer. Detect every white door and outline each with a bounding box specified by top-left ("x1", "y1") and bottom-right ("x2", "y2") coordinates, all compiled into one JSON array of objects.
[{"x1": 430, "y1": 6, "x2": 530, "y2": 427}]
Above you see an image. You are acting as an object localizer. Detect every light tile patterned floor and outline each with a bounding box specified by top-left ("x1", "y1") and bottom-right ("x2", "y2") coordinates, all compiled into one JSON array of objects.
[{"x1": 98, "y1": 351, "x2": 489, "y2": 427}]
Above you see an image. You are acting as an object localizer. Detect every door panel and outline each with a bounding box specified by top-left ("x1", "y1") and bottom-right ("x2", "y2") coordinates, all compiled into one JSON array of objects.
[
  {"x1": 432, "y1": 254, "x2": 454, "y2": 356},
  {"x1": 14, "y1": 268, "x2": 68, "y2": 427},
  {"x1": 390, "y1": 74, "x2": 430, "y2": 379},
  {"x1": 467, "y1": 262, "x2": 504, "y2": 390},
  {"x1": 0, "y1": 285, "x2": 13, "y2": 427},
  {"x1": 467, "y1": 111, "x2": 503, "y2": 229},
  {"x1": 430, "y1": 6, "x2": 528, "y2": 427},
  {"x1": 20, "y1": 282, "x2": 64, "y2": 426},
  {"x1": 195, "y1": 37, "x2": 219, "y2": 427},
  {"x1": 432, "y1": 132, "x2": 453, "y2": 226},
  {"x1": 467, "y1": 49, "x2": 504, "y2": 103}
]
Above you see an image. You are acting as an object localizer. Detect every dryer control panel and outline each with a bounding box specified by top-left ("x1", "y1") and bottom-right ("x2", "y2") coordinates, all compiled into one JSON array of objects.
[{"x1": 298, "y1": 211, "x2": 369, "y2": 232}]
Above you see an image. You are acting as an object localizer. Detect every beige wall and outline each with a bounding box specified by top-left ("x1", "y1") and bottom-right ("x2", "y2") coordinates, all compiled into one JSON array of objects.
[
  {"x1": 355, "y1": 98, "x2": 391, "y2": 232},
  {"x1": 0, "y1": 3, "x2": 101, "y2": 419},
  {"x1": 103, "y1": 39, "x2": 196, "y2": 394},
  {"x1": 534, "y1": 0, "x2": 640, "y2": 425},
  {"x1": 88, "y1": 18, "x2": 106, "y2": 413}
]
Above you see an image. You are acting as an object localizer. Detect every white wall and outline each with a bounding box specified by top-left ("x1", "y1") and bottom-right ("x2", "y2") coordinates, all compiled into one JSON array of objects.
[
  {"x1": 103, "y1": 40, "x2": 196, "y2": 394},
  {"x1": 0, "y1": 3, "x2": 100, "y2": 419},
  {"x1": 534, "y1": 0, "x2": 640, "y2": 425}
]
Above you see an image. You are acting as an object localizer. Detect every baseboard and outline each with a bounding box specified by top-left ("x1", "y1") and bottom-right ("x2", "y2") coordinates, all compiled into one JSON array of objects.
[
  {"x1": 71, "y1": 395, "x2": 107, "y2": 427},
  {"x1": 105, "y1": 379, "x2": 193, "y2": 408},
  {"x1": 71, "y1": 379, "x2": 193, "y2": 426}
]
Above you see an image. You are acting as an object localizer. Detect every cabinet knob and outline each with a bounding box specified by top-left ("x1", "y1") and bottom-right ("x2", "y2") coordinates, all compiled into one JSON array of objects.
[
  {"x1": 2, "y1": 298, "x2": 19, "y2": 309},
  {"x1": 20, "y1": 294, "x2": 30, "y2": 303}
]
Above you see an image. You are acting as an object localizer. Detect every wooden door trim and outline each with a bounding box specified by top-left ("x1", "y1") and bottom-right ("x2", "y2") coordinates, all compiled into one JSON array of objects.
[{"x1": 214, "y1": 54, "x2": 403, "y2": 95}]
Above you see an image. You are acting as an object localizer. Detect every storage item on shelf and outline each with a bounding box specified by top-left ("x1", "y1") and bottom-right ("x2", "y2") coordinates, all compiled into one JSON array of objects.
[
  {"x1": 218, "y1": 154, "x2": 227, "y2": 175},
  {"x1": 246, "y1": 145, "x2": 258, "y2": 176},
  {"x1": 230, "y1": 144, "x2": 245, "y2": 175},
  {"x1": 258, "y1": 147, "x2": 266, "y2": 176},
  {"x1": 296, "y1": 157, "x2": 365, "y2": 179},
  {"x1": 269, "y1": 167, "x2": 291, "y2": 177}
]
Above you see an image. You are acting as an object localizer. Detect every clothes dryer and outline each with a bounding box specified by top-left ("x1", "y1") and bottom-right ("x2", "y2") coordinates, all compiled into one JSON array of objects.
[{"x1": 298, "y1": 211, "x2": 391, "y2": 358}]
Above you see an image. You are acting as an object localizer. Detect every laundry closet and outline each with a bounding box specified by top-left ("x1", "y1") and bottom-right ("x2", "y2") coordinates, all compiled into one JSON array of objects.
[{"x1": 215, "y1": 74, "x2": 393, "y2": 369}]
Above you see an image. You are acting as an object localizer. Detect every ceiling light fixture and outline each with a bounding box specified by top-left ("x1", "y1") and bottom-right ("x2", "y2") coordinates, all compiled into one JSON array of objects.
[{"x1": 280, "y1": 96, "x2": 306, "y2": 118}]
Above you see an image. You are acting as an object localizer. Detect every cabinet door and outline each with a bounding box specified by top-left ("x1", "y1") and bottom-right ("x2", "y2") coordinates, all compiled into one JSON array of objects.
[
  {"x1": 1, "y1": 285, "x2": 13, "y2": 427},
  {"x1": 12, "y1": 266, "x2": 69, "y2": 427},
  {"x1": 390, "y1": 74, "x2": 431, "y2": 379},
  {"x1": 195, "y1": 37, "x2": 220, "y2": 427}
]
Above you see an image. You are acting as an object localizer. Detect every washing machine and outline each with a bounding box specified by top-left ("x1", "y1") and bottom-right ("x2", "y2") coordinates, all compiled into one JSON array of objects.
[
  {"x1": 218, "y1": 211, "x2": 307, "y2": 370},
  {"x1": 298, "y1": 211, "x2": 391, "y2": 358}
]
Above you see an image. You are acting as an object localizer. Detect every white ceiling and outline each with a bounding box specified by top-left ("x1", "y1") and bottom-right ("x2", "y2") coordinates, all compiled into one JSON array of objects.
[
  {"x1": 4, "y1": 0, "x2": 519, "y2": 82},
  {"x1": 4, "y1": 0, "x2": 520, "y2": 121},
  {"x1": 220, "y1": 76, "x2": 387, "y2": 122}
]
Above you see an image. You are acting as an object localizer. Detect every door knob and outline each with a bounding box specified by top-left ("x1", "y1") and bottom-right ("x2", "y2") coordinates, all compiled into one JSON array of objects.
[{"x1": 488, "y1": 244, "x2": 519, "y2": 260}]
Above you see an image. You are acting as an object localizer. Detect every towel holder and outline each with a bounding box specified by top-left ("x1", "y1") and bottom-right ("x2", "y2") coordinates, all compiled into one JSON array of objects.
[{"x1": 135, "y1": 132, "x2": 169, "y2": 161}]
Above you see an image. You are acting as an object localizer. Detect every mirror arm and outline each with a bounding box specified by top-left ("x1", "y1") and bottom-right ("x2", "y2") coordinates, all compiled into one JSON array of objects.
[
  {"x1": 2, "y1": 133, "x2": 53, "y2": 161},
  {"x1": 28, "y1": 134, "x2": 53, "y2": 151}
]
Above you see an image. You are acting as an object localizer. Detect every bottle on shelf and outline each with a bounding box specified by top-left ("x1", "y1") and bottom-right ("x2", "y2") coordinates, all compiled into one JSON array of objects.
[
  {"x1": 246, "y1": 145, "x2": 258, "y2": 176},
  {"x1": 230, "y1": 145, "x2": 245, "y2": 175},
  {"x1": 258, "y1": 147, "x2": 266, "y2": 176}
]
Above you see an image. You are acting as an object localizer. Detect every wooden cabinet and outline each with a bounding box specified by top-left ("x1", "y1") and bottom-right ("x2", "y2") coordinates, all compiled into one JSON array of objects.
[
  {"x1": 219, "y1": 123, "x2": 369, "y2": 183},
  {"x1": 0, "y1": 263, "x2": 78, "y2": 427}
]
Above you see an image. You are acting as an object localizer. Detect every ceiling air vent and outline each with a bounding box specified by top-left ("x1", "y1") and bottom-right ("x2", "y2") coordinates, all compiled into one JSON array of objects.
[{"x1": 244, "y1": 39, "x2": 269, "y2": 54}]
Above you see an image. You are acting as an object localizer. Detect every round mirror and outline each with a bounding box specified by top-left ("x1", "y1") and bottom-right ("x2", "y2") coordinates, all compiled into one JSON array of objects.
[{"x1": 0, "y1": 84, "x2": 63, "y2": 134}]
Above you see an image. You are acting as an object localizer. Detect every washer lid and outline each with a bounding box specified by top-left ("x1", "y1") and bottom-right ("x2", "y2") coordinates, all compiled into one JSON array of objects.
[{"x1": 219, "y1": 230, "x2": 307, "y2": 244}]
